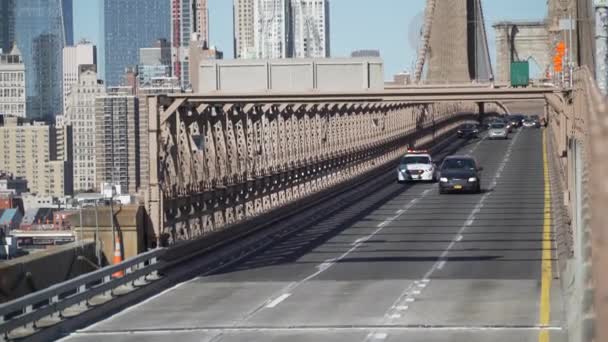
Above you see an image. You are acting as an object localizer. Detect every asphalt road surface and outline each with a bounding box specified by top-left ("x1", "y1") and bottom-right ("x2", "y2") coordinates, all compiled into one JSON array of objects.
[{"x1": 61, "y1": 126, "x2": 566, "y2": 342}]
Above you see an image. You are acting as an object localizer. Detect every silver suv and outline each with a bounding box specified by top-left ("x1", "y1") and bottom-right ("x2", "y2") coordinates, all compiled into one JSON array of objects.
[{"x1": 488, "y1": 122, "x2": 508, "y2": 140}]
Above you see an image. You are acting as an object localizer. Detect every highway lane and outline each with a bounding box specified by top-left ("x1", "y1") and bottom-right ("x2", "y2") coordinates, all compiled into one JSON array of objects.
[{"x1": 62, "y1": 127, "x2": 566, "y2": 342}]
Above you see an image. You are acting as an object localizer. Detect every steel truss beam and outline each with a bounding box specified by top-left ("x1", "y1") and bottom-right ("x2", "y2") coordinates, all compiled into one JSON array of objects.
[{"x1": 146, "y1": 97, "x2": 511, "y2": 245}]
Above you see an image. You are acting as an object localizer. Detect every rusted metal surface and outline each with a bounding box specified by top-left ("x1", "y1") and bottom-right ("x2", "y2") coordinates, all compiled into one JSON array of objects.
[{"x1": 146, "y1": 97, "x2": 494, "y2": 247}]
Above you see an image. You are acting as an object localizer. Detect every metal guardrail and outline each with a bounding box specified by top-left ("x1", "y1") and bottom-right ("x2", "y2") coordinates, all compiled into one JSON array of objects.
[{"x1": 0, "y1": 248, "x2": 165, "y2": 339}]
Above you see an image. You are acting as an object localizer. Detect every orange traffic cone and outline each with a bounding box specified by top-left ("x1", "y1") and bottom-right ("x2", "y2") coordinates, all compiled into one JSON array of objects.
[{"x1": 112, "y1": 236, "x2": 124, "y2": 278}]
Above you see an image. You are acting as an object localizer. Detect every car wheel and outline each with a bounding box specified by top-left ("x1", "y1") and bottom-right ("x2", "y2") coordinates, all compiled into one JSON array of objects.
[
  {"x1": 476, "y1": 184, "x2": 481, "y2": 193},
  {"x1": 438, "y1": 188, "x2": 445, "y2": 195}
]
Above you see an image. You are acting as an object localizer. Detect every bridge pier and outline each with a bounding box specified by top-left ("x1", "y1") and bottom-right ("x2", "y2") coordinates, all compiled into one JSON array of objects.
[{"x1": 477, "y1": 102, "x2": 485, "y2": 116}]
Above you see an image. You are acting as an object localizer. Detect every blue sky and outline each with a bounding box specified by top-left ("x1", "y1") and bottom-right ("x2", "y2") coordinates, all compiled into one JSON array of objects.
[{"x1": 74, "y1": 0, "x2": 547, "y2": 80}]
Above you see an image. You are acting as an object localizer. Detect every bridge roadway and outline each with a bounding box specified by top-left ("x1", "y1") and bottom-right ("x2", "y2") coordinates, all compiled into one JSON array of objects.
[{"x1": 62, "y1": 126, "x2": 566, "y2": 341}]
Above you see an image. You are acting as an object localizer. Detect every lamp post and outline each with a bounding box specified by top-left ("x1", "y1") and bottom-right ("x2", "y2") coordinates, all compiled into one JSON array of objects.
[
  {"x1": 94, "y1": 199, "x2": 100, "y2": 266},
  {"x1": 110, "y1": 185, "x2": 116, "y2": 256}
]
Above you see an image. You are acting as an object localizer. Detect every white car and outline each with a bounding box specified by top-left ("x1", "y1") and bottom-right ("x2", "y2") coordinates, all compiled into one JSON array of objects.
[{"x1": 397, "y1": 150, "x2": 437, "y2": 183}]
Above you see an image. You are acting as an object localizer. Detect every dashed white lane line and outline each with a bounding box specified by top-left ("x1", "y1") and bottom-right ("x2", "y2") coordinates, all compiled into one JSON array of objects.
[
  {"x1": 265, "y1": 293, "x2": 291, "y2": 308},
  {"x1": 374, "y1": 129, "x2": 523, "y2": 329},
  {"x1": 420, "y1": 129, "x2": 521, "y2": 280},
  {"x1": 263, "y1": 186, "x2": 435, "y2": 310},
  {"x1": 367, "y1": 332, "x2": 388, "y2": 340},
  {"x1": 467, "y1": 133, "x2": 488, "y2": 154}
]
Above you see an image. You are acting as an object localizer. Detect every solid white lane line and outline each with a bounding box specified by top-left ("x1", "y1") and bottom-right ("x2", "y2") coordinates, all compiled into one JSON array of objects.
[
  {"x1": 265, "y1": 293, "x2": 291, "y2": 308},
  {"x1": 70, "y1": 325, "x2": 564, "y2": 337}
]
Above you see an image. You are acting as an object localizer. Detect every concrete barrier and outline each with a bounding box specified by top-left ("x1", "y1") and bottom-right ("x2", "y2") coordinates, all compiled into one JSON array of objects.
[
  {"x1": 67, "y1": 205, "x2": 149, "y2": 265},
  {"x1": 0, "y1": 241, "x2": 97, "y2": 303}
]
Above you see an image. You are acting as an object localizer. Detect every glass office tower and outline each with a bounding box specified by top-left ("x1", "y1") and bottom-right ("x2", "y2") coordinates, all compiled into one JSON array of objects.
[
  {"x1": 104, "y1": 0, "x2": 171, "y2": 87},
  {"x1": 6, "y1": 0, "x2": 73, "y2": 122}
]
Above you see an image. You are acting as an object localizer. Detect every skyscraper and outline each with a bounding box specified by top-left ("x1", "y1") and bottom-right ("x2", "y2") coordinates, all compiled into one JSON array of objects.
[
  {"x1": 0, "y1": 45, "x2": 26, "y2": 118},
  {"x1": 233, "y1": 0, "x2": 255, "y2": 58},
  {"x1": 0, "y1": 0, "x2": 15, "y2": 53},
  {"x1": 172, "y1": 0, "x2": 194, "y2": 89},
  {"x1": 239, "y1": 0, "x2": 330, "y2": 59},
  {"x1": 171, "y1": 0, "x2": 209, "y2": 90},
  {"x1": 65, "y1": 65, "x2": 105, "y2": 192},
  {"x1": 5, "y1": 0, "x2": 73, "y2": 122},
  {"x1": 291, "y1": 0, "x2": 329, "y2": 58},
  {"x1": 104, "y1": 0, "x2": 170, "y2": 86},
  {"x1": 195, "y1": 0, "x2": 209, "y2": 47},
  {"x1": 253, "y1": 0, "x2": 293, "y2": 59},
  {"x1": 95, "y1": 94, "x2": 139, "y2": 194},
  {"x1": 139, "y1": 39, "x2": 172, "y2": 86},
  {"x1": 63, "y1": 41, "x2": 96, "y2": 115},
  {"x1": 0, "y1": 117, "x2": 67, "y2": 197}
]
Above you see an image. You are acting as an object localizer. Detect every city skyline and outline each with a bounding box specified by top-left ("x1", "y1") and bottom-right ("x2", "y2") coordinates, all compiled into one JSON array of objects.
[{"x1": 74, "y1": 0, "x2": 547, "y2": 79}]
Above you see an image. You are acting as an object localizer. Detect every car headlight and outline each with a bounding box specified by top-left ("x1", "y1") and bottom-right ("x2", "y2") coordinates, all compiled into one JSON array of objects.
[
  {"x1": 468, "y1": 177, "x2": 477, "y2": 182},
  {"x1": 440, "y1": 177, "x2": 448, "y2": 183}
]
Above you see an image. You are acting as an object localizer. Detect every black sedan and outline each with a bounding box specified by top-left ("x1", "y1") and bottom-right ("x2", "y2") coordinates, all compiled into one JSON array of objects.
[
  {"x1": 438, "y1": 156, "x2": 483, "y2": 194},
  {"x1": 507, "y1": 114, "x2": 526, "y2": 128},
  {"x1": 456, "y1": 123, "x2": 480, "y2": 139}
]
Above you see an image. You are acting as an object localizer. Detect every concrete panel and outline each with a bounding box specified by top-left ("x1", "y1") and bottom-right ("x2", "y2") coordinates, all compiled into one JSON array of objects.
[
  {"x1": 218, "y1": 62, "x2": 268, "y2": 92},
  {"x1": 199, "y1": 65, "x2": 218, "y2": 92},
  {"x1": 197, "y1": 57, "x2": 384, "y2": 93},
  {"x1": 369, "y1": 62, "x2": 385, "y2": 89},
  {"x1": 316, "y1": 62, "x2": 366, "y2": 91},
  {"x1": 270, "y1": 62, "x2": 314, "y2": 91}
]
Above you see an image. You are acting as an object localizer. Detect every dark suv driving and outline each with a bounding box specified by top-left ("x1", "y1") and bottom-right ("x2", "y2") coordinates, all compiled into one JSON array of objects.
[
  {"x1": 438, "y1": 155, "x2": 483, "y2": 194},
  {"x1": 456, "y1": 123, "x2": 480, "y2": 139}
]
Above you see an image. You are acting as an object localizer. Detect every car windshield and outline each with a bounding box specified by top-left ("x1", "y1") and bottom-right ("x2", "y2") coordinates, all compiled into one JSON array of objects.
[
  {"x1": 461, "y1": 124, "x2": 476, "y2": 129},
  {"x1": 491, "y1": 123, "x2": 505, "y2": 129},
  {"x1": 442, "y1": 158, "x2": 476, "y2": 170},
  {"x1": 401, "y1": 156, "x2": 431, "y2": 165}
]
